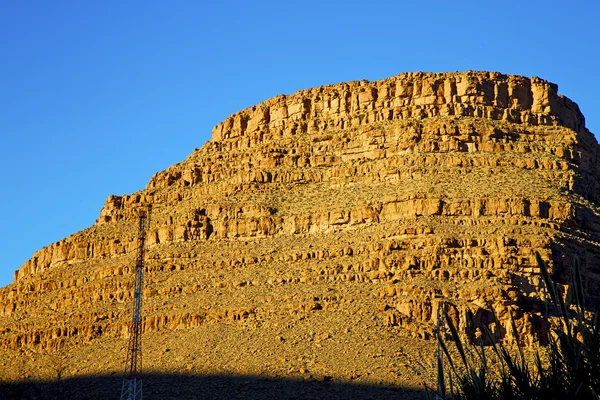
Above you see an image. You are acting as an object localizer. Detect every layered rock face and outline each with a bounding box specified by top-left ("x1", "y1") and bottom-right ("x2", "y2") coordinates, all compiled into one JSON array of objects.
[{"x1": 2, "y1": 72, "x2": 600, "y2": 388}]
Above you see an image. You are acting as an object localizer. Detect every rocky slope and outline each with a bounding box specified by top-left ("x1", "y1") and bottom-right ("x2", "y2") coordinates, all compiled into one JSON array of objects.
[{"x1": 1, "y1": 71, "x2": 600, "y2": 394}]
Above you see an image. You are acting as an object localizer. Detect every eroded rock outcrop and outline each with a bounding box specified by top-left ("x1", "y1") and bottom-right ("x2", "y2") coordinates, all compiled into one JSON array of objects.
[{"x1": 2, "y1": 71, "x2": 600, "y2": 389}]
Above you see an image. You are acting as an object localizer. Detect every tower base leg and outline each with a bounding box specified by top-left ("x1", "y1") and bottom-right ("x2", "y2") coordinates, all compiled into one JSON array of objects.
[{"x1": 120, "y1": 377, "x2": 142, "y2": 400}]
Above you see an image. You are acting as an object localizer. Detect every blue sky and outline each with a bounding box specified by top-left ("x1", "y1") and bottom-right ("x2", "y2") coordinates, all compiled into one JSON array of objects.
[{"x1": 1, "y1": 1, "x2": 598, "y2": 287}]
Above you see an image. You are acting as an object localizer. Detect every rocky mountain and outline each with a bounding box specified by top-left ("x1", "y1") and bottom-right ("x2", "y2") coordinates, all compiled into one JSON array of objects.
[{"x1": 1, "y1": 71, "x2": 599, "y2": 398}]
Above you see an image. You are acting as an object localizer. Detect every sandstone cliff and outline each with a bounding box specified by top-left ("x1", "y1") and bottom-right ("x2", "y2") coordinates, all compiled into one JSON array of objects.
[{"x1": 1, "y1": 71, "x2": 599, "y2": 391}]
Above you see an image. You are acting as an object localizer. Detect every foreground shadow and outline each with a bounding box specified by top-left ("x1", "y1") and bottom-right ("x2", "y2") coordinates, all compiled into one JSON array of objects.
[{"x1": 0, "y1": 372, "x2": 425, "y2": 400}]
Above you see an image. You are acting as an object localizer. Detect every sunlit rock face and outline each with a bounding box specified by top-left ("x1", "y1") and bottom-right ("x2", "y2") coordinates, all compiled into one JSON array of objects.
[{"x1": 2, "y1": 71, "x2": 600, "y2": 391}]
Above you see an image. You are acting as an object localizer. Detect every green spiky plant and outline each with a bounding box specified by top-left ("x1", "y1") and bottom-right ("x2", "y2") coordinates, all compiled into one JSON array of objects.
[{"x1": 426, "y1": 253, "x2": 600, "y2": 400}]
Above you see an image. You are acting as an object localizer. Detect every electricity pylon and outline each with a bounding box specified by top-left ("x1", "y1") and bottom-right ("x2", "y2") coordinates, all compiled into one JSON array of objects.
[{"x1": 120, "y1": 208, "x2": 150, "y2": 400}]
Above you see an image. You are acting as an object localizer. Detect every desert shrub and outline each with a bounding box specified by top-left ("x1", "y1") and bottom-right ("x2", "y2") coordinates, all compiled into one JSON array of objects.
[{"x1": 426, "y1": 253, "x2": 600, "y2": 400}]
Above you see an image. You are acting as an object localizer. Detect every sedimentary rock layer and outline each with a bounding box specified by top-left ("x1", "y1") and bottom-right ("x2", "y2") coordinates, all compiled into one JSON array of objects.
[{"x1": 1, "y1": 71, "x2": 599, "y2": 389}]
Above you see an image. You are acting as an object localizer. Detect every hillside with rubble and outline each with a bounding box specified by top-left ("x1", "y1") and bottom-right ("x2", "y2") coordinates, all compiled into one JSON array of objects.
[{"x1": 1, "y1": 71, "x2": 600, "y2": 398}]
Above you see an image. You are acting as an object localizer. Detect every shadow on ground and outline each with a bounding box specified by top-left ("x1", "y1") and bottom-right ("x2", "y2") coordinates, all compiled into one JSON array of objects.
[{"x1": 0, "y1": 372, "x2": 425, "y2": 400}]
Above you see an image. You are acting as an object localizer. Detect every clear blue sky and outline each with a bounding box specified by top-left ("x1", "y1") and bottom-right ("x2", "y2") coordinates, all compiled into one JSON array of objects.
[{"x1": 1, "y1": 1, "x2": 598, "y2": 287}]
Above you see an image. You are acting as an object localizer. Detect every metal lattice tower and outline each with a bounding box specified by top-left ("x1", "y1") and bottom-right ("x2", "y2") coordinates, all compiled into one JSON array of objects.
[{"x1": 121, "y1": 208, "x2": 150, "y2": 400}]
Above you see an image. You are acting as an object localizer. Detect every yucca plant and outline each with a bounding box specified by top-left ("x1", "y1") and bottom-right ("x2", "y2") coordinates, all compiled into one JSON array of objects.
[{"x1": 426, "y1": 252, "x2": 600, "y2": 400}]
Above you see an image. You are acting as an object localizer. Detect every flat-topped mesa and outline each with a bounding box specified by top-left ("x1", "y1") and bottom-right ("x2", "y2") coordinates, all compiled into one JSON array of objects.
[
  {"x1": 4, "y1": 70, "x2": 600, "y2": 381},
  {"x1": 12, "y1": 71, "x2": 600, "y2": 287},
  {"x1": 211, "y1": 71, "x2": 587, "y2": 142}
]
